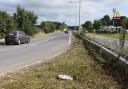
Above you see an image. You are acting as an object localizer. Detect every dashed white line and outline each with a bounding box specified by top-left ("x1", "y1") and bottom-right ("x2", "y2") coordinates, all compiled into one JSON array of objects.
[
  {"x1": 24, "y1": 65, "x2": 30, "y2": 68},
  {"x1": 69, "y1": 31, "x2": 72, "y2": 45}
]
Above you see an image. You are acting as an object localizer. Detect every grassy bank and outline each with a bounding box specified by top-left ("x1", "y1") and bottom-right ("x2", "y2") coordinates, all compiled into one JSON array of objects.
[
  {"x1": 0, "y1": 39, "x2": 121, "y2": 89},
  {"x1": 96, "y1": 33, "x2": 128, "y2": 39},
  {"x1": 33, "y1": 30, "x2": 61, "y2": 38}
]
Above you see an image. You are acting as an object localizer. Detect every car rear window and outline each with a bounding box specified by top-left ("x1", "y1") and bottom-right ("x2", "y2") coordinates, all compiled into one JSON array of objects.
[{"x1": 7, "y1": 31, "x2": 17, "y2": 36}]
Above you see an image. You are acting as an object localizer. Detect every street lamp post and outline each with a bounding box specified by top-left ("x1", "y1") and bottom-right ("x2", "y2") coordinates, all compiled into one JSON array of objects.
[
  {"x1": 69, "y1": 0, "x2": 77, "y2": 30},
  {"x1": 74, "y1": 1, "x2": 77, "y2": 31},
  {"x1": 69, "y1": 0, "x2": 81, "y2": 32},
  {"x1": 78, "y1": 0, "x2": 81, "y2": 33}
]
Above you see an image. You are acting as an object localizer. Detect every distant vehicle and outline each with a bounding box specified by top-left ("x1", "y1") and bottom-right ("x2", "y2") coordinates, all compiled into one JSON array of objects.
[
  {"x1": 126, "y1": 30, "x2": 128, "y2": 33},
  {"x1": 64, "y1": 28, "x2": 68, "y2": 34},
  {"x1": 5, "y1": 31, "x2": 30, "y2": 45}
]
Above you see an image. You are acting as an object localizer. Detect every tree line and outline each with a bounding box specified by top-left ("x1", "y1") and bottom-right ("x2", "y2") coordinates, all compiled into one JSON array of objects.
[
  {"x1": 0, "y1": 6, "x2": 38, "y2": 38},
  {"x1": 0, "y1": 6, "x2": 68, "y2": 38},
  {"x1": 40, "y1": 21, "x2": 68, "y2": 33},
  {"x1": 82, "y1": 15, "x2": 128, "y2": 32}
]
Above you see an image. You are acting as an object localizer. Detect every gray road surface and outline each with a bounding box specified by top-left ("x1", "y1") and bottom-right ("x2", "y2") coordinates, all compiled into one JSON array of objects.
[{"x1": 0, "y1": 32, "x2": 70, "y2": 75}]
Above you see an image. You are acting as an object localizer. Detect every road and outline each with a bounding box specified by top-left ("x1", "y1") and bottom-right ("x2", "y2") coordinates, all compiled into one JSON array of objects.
[{"x1": 0, "y1": 32, "x2": 70, "y2": 75}]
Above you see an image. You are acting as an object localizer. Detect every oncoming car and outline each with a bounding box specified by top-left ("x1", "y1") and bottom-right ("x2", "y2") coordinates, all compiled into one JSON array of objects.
[
  {"x1": 64, "y1": 28, "x2": 68, "y2": 34},
  {"x1": 5, "y1": 31, "x2": 30, "y2": 45}
]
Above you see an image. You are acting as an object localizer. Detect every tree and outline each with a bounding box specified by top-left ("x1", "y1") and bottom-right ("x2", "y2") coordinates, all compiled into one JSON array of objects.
[
  {"x1": 93, "y1": 20, "x2": 101, "y2": 30},
  {"x1": 104, "y1": 15, "x2": 110, "y2": 26},
  {"x1": 100, "y1": 15, "x2": 110, "y2": 26},
  {"x1": 125, "y1": 19, "x2": 128, "y2": 29},
  {"x1": 14, "y1": 6, "x2": 38, "y2": 36},
  {"x1": 0, "y1": 11, "x2": 16, "y2": 38},
  {"x1": 120, "y1": 16, "x2": 127, "y2": 28},
  {"x1": 40, "y1": 21, "x2": 54, "y2": 33},
  {"x1": 59, "y1": 22, "x2": 68, "y2": 31},
  {"x1": 82, "y1": 21, "x2": 93, "y2": 31},
  {"x1": 40, "y1": 21, "x2": 68, "y2": 33}
]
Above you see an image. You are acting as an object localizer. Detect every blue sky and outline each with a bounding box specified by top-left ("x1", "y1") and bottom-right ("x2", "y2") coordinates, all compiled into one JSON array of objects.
[{"x1": 0, "y1": 0, "x2": 128, "y2": 25}]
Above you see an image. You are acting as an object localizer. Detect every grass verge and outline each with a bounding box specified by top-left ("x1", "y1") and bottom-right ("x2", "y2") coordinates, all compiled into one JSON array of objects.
[
  {"x1": 96, "y1": 33, "x2": 128, "y2": 39},
  {"x1": 0, "y1": 39, "x2": 121, "y2": 89}
]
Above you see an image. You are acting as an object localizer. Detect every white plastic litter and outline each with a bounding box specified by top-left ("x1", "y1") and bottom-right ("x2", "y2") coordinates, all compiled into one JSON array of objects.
[{"x1": 58, "y1": 74, "x2": 73, "y2": 80}]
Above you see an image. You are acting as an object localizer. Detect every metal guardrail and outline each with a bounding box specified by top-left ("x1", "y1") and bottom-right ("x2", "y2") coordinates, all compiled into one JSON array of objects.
[
  {"x1": 84, "y1": 38, "x2": 128, "y2": 65},
  {"x1": 73, "y1": 31, "x2": 128, "y2": 67}
]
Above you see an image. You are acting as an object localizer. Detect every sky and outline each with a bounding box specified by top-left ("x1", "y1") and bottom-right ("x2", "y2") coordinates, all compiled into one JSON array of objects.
[{"x1": 0, "y1": 0, "x2": 128, "y2": 25}]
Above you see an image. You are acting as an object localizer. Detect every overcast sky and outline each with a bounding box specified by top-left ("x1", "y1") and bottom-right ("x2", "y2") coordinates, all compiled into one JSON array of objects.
[{"x1": 0, "y1": 0, "x2": 128, "y2": 25}]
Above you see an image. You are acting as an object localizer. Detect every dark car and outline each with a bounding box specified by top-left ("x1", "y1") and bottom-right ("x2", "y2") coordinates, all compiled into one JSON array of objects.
[
  {"x1": 64, "y1": 28, "x2": 68, "y2": 34},
  {"x1": 5, "y1": 31, "x2": 30, "y2": 45}
]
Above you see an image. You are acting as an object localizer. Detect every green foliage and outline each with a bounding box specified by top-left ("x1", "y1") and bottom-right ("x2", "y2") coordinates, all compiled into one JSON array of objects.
[
  {"x1": 0, "y1": 11, "x2": 16, "y2": 38},
  {"x1": 82, "y1": 15, "x2": 128, "y2": 33},
  {"x1": 93, "y1": 20, "x2": 102, "y2": 30},
  {"x1": 126, "y1": 19, "x2": 128, "y2": 29},
  {"x1": 97, "y1": 15, "x2": 110, "y2": 26},
  {"x1": 60, "y1": 22, "x2": 68, "y2": 31},
  {"x1": 102, "y1": 15, "x2": 110, "y2": 26},
  {"x1": 14, "y1": 5, "x2": 38, "y2": 36},
  {"x1": 40, "y1": 21, "x2": 68, "y2": 33},
  {"x1": 82, "y1": 21, "x2": 93, "y2": 31},
  {"x1": 120, "y1": 16, "x2": 127, "y2": 28},
  {"x1": 0, "y1": 5, "x2": 69, "y2": 37},
  {"x1": 40, "y1": 21, "x2": 54, "y2": 33},
  {"x1": 0, "y1": 6, "x2": 38, "y2": 37}
]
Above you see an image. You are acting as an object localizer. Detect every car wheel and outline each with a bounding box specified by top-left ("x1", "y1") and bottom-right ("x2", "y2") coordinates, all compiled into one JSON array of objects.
[
  {"x1": 5, "y1": 42, "x2": 9, "y2": 45},
  {"x1": 17, "y1": 40, "x2": 21, "y2": 45},
  {"x1": 27, "y1": 39, "x2": 30, "y2": 43}
]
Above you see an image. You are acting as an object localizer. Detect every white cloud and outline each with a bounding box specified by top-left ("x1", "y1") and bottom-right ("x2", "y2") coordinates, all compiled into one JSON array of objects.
[{"x1": 0, "y1": 0, "x2": 128, "y2": 25}]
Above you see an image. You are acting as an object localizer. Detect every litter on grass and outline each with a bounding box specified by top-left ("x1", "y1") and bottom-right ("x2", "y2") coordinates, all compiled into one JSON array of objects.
[{"x1": 58, "y1": 74, "x2": 73, "y2": 80}]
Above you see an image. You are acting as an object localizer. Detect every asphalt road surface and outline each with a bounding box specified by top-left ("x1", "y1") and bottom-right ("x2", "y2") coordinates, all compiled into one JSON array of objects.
[{"x1": 0, "y1": 32, "x2": 70, "y2": 75}]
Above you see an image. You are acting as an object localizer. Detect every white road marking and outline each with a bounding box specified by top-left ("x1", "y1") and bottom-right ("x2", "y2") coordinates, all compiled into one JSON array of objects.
[
  {"x1": 69, "y1": 31, "x2": 71, "y2": 45},
  {"x1": 0, "y1": 73, "x2": 6, "y2": 77},
  {"x1": 36, "y1": 61, "x2": 42, "y2": 64},
  {"x1": 24, "y1": 65, "x2": 30, "y2": 68},
  {"x1": 29, "y1": 43, "x2": 37, "y2": 47},
  {"x1": 22, "y1": 53, "x2": 62, "y2": 70},
  {"x1": 44, "y1": 36, "x2": 58, "y2": 42}
]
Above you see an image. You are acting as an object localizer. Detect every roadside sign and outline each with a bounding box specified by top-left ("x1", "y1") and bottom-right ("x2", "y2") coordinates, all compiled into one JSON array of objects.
[
  {"x1": 114, "y1": 17, "x2": 120, "y2": 20},
  {"x1": 113, "y1": 9, "x2": 120, "y2": 20}
]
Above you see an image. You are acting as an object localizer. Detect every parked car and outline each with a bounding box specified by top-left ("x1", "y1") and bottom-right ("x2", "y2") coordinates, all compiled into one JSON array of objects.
[{"x1": 5, "y1": 31, "x2": 30, "y2": 45}]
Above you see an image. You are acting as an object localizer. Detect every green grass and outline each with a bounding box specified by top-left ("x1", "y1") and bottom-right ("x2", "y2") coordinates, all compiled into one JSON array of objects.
[
  {"x1": 97, "y1": 33, "x2": 128, "y2": 39},
  {"x1": 0, "y1": 40, "x2": 121, "y2": 89}
]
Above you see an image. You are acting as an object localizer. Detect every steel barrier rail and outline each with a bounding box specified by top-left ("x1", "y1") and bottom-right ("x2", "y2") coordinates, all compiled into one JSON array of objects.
[
  {"x1": 73, "y1": 32, "x2": 128, "y2": 65},
  {"x1": 83, "y1": 37, "x2": 128, "y2": 66}
]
